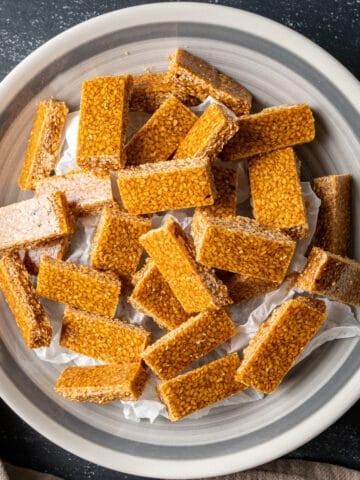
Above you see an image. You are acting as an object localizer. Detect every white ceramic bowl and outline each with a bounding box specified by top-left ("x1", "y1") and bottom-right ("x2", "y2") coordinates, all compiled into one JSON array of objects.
[{"x1": 0, "y1": 3, "x2": 359, "y2": 478}]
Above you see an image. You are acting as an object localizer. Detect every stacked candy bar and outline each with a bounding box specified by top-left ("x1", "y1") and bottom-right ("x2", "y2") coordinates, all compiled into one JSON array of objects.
[{"x1": 0, "y1": 48, "x2": 357, "y2": 421}]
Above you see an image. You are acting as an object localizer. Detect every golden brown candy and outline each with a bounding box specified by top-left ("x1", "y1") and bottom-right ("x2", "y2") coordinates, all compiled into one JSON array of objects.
[
  {"x1": 313, "y1": 174, "x2": 352, "y2": 256},
  {"x1": 222, "y1": 272, "x2": 279, "y2": 305},
  {"x1": 206, "y1": 164, "x2": 238, "y2": 218},
  {"x1": 0, "y1": 254, "x2": 52, "y2": 348},
  {"x1": 140, "y1": 216, "x2": 232, "y2": 314},
  {"x1": 117, "y1": 157, "x2": 216, "y2": 215},
  {"x1": 37, "y1": 256, "x2": 121, "y2": 317},
  {"x1": 235, "y1": 297, "x2": 326, "y2": 393},
  {"x1": 295, "y1": 247, "x2": 360, "y2": 307},
  {"x1": 248, "y1": 147, "x2": 308, "y2": 239},
  {"x1": 142, "y1": 308, "x2": 236, "y2": 380},
  {"x1": 173, "y1": 103, "x2": 238, "y2": 161},
  {"x1": 168, "y1": 48, "x2": 252, "y2": 116},
  {"x1": 0, "y1": 192, "x2": 74, "y2": 254},
  {"x1": 130, "y1": 72, "x2": 198, "y2": 112},
  {"x1": 125, "y1": 95, "x2": 197, "y2": 165},
  {"x1": 24, "y1": 237, "x2": 69, "y2": 275},
  {"x1": 130, "y1": 259, "x2": 190, "y2": 331},
  {"x1": 191, "y1": 164, "x2": 238, "y2": 240},
  {"x1": 192, "y1": 212, "x2": 296, "y2": 283},
  {"x1": 76, "y1": 75, "x2": 133, "y2": 174},
  {"x1": 35, "y1": 171, "x2": 113, "y2": 217},
  {"x1": 157, "y1": 353, "x2": 245, "y2": 421},
  {"x1": 60, "y1": 306, "x2": 151, "y2": 363},
  {"x1": 18, "y1": 99, "x2": 68, "y2": 190},
  {"x1": 55, "y1": 363, "x2": 149, "y2": 403},
  {"x1": 222, "y1": 104, "x2": 315, "y2": 161},
  {"x1": 90, "y1": 203, "x2": 151, "y2": 281}
]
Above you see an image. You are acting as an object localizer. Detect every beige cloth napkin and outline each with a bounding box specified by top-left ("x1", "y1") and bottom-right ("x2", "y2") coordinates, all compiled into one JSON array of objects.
[
  {"x1": 204, "y1": 459, "x2": 360, "y2": 480},
  {"x1": 1, "y1": 459, "x2": 360, "y2": 479},
  {"x1": 0, "y1": 462, "x2": 61, "y2": 480}
]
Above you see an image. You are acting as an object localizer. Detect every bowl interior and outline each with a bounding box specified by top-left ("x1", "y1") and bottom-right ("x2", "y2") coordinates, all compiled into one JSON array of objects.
[{"x1": 0, "y1": 8, "x2": 359, "y2": 477}]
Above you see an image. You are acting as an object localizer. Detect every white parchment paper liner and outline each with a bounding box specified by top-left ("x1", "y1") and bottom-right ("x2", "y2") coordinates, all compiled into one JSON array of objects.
[{"x1": 33, "y1": 97, "x2": 360, "y2": 422}]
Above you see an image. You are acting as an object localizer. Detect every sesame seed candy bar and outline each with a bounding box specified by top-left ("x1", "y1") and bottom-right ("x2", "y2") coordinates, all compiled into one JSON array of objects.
[
  {"x1": 222, "y1": 272, "x2": 279, "y2": 305},
  {"x1": 313, "y1": 174, "x2": 352, "y2": 256},
  {"x1": 173, "y1": 103, "x2": 239, "y2": 161},
  {"x1": 129, "y1": 259, "x2": 190, "y2": 331},
  {"x1": 222, "y1": 104, "x2": 315, "y2": 161},
  {"x1": 117, "y1": 156, "x2": 216, "y2": 215},
  {"x1": 235, "y1": 296, "x2": 326, "y2": 393},
  {"x1": 168, "y1": 48, "x2": 252, "y2": 116},
  {"x1": 248, "y1": 147, "x2": 308, "y2": 239},
  {"x1": 55, "y1": 363, "x2": 149, "y2": 403},
  {"x1": 37, "y1": 256, "x2": 121, "y2": 317},
  {"x1": 60, "y1": 306, "x2": 151, "y2": 363},
  {"x1": 18, "y1": 99, "x2": 68, "y2": 190},
  {"x1": 210, "y1": 165, "x2": 239, "y2": 217},
  {"x1": 140, "y1": 216, "x2": 232, "y2": 314},
  {"x1": 0, "y1": 192, "x2": 74, "y2": 255},
  {"x1": 130, "y1": 72, "x2": 199, "y2": 113},
  {"x1": 90, "y1": 203, "x2": 152, "y2": 281},
  {"x1": 295, "y1": 247, "x2": 360, "y2": 307},
  {"x1": 76, "y1": 75, "x2": 133, "y2": 175},
  {"x1": 191, "y1": 164, "x2": 238, "y2": 239},
  {"x1": 125, "y1": 95, "x2": 197, "y2": 165},
  {"x1": 142, "y1": 308, "x2": 236, "y2": 380},
  {"x1": 192, "y1": 212, "x2": 296, "y2": 283},
  {"x1": 157, "y1": 353, "x2": 245, "y2": 421},
  {"x1": 35, "y1": 171, "x2": 113, "y2": 217},
  {"x1": 0, "y1": 254, "x2": 52, "y2": 348},
  {"x1": 24, "y1": 237, "x2": 69, "y2": 275}
]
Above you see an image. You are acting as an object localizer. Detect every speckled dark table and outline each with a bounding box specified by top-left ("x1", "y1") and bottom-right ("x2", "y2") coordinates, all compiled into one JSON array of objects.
[{"x1": 0, "y1": 1, "x2": 359, "y2": 479}]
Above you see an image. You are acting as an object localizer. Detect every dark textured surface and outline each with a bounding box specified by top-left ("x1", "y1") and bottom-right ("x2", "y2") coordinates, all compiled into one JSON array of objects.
[
  {"x1": 0, "y1": 0, "x2": 359, "y2": 479},
  {"x1": 0, "y1": 0, "x2": 359, "y2": 81}
]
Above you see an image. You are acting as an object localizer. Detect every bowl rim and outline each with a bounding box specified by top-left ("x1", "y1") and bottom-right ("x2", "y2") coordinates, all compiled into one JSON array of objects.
[{"x1": 0, "y1": 2, "x2": 360, "y2": 478}]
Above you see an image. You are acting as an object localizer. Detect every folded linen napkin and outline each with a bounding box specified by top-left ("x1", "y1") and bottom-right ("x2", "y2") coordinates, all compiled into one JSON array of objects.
[
  {"x1": 203, "y1": 459, "x2": 360, "y2": 480},
  {"x1": 0, "y1": 462, "x2": 61, "y2": 480}
]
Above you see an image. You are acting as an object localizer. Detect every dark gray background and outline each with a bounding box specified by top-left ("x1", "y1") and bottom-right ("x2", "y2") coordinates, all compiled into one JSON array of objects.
[{"x1": 0, "y1": 1, "x2": 359, "y2": 479}]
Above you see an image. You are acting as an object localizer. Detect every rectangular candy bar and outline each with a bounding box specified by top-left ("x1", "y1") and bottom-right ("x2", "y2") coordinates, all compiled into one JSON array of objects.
[
  {"x1": 222, "y1": 104, "x2": 315, "y2": 161},
  {"x1": 192, "y1": 212, "x2": 296, "y2": 283},
  {"x1": 18, "y1": 99, "x2": 68, "y2": 190},
  {"x1": 209, "y1": 165, "x2": 239, "y2": 217},
  {"x1": 55, "y1": 363, "x2": 149, "y2": 403},
  {"x1": 130, "y1": 259, "x2": 190, "y2": 330},
  {"x1": 117, "y1": 157, "x2": 216, "y2": 215},
  {"x1": 0, "y1": 254, "x2": 52, "y2": 348},
  {"x1": 248, "y1": 147, "x2": 308, "y2": 239},
  {"x1": 313, "y1": 174, "x2": 352, "y2": 256},
  {"x1": 130, "y1": 72, "x2": 198, "y2": 112},
  {"x1": 235, "y1": 296, "x2": 326, "y2": 393},
  {"x1": 173, "y1": 103, "x2": 238, "y2": 161},
  {"x1": 35, "y1": 171, "x2": 113, "y2": 216},
  {"x1": 90, "y1": 203, "x2": 152, "y2": 280},
  {"x1": 142, "y1": 308, "x2": 236, "y2": 380},
  {"x1": 140, "y1": 216, "x2": 232, "y2": 313},
  {"x1": 125, "y1": 95, "x2": 197, "y2": 165},
  {"x1": 295, "y1": 247, "x2": 360, "y2": 306},
  {"x1": 191, "y1": 165, "x2": 238, "y2": 238},
  {"x1": 168, "y1": 48, "x2": 252, "y2": 116},
  {"x1": 222, "y1": 272, "x2": 279, "y2": 305},
  {"x1": 37, "y1": 256, "x2": 121, "y2": 317},
  {"x1": 0, "y1": 192, "x2": 74, "y2": 254},
  {"x1": 157, "y1": 353, "x2": 245, "y2": 421},
  {"x1": 24, "y1": 237, "x2": 69, "y2": 275},
  {"x1": 60, "y1": 306, "x2": 151, "y2": 363},
  {"x1": 76, "y1": 75, "x2": 133, "y2": 174}
]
